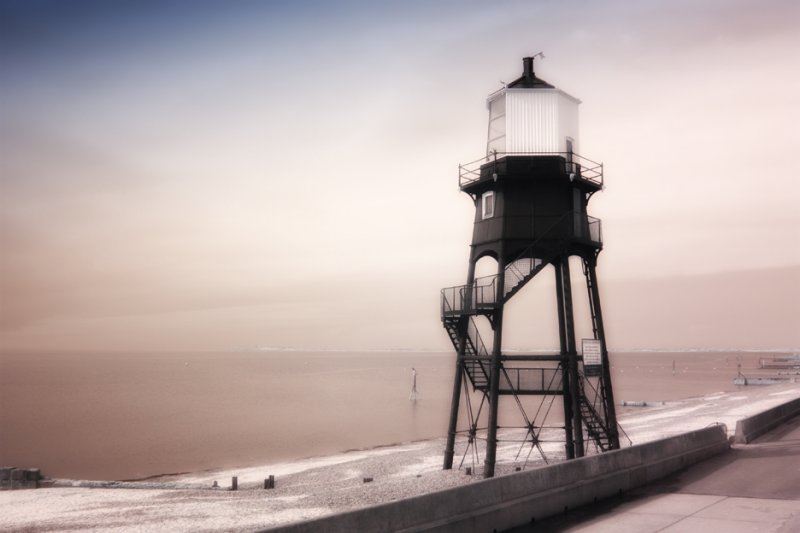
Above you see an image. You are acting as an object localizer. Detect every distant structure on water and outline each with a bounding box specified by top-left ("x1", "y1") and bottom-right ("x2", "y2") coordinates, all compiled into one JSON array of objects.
[{"x1": 440, "y1": 57, "x2": 621, "y2": 478}]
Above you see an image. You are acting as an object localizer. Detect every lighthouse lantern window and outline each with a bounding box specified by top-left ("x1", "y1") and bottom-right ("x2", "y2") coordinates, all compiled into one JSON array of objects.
[{"x1": 481, "y1": 191, "x2": 495, "y2": 220}]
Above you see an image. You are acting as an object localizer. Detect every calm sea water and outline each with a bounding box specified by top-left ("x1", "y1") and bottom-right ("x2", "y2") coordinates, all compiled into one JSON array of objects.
[{"x1": 0, "y1": 349, "x2": 782, "y2": 480}]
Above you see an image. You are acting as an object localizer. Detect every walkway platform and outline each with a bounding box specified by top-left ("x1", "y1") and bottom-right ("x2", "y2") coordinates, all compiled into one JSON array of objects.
[{"x1": 509, "y1": 414, "x2": 800, "y2": 532}]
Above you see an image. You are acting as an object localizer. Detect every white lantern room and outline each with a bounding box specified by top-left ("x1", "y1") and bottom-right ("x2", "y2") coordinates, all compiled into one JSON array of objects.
[{"x1": 486, "y1": 57, "x2": 581, "y2": 157}]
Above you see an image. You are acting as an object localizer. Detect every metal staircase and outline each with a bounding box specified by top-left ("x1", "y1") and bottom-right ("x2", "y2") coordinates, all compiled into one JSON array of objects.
[
  {"x1": 441, "y1": 232, "x2": 560, "y2": 392},
  {"x1": 441, "y1": 315, "x2": 490, "y2": 390},
  {"x1": 441, "y1": 256, "x2": 551, "y2": 319},
  {"x1": 577, "y1": 374, "x2": 614, "y2": 451}
]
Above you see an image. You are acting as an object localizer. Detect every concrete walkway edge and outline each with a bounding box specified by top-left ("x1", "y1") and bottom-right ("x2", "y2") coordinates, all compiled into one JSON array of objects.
[
  {"x1": 265, "y1": 425, "x2": 729, "y2": 532},
  {"x1": 734, "y1": 396, "x2": 800, "y2": 443}
]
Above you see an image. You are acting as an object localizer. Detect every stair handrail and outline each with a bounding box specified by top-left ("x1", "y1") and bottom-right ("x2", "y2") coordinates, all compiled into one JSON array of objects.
[
  {"x1": 578, "y1": 370, "x2": 632, "y2": 447},
  {"x1": 581, "y1": 370, "x2": 633, "y2": 447},
  {"x1": 466, "y1": 317, "x2": 488, "y2": 358},
  {"x1": 502, "y1": 209, "x2": 571, "y2": 281},
  {"x1": 578, "y1": 372, "x2": 607, "y2": 426}
]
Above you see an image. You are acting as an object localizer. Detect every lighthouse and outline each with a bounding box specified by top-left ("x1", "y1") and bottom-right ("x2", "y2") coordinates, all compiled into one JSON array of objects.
[{"x1": 441, "y1": 57, "x2": 621, "y2": 478}]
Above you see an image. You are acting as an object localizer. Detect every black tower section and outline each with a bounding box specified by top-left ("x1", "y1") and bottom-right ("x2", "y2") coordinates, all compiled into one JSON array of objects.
[{"x1": 441, "y1": 58, "x2": 622, "y2": 478}]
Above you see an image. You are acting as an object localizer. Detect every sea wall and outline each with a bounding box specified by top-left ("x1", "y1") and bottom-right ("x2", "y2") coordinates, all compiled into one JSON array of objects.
[
  {"x1": 266, "y1": 424, "x2": 729, "y2": 533},
  {"x1": 734, "y1": 397, "x2": 800, "y2": 444}
]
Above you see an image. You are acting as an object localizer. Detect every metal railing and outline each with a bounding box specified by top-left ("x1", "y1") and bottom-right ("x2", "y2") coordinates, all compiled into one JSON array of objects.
[
  {"x1": 458, "y1": 151, "x2": 603, "y2": 188},
  {"x1": 465, "y1": 317, "x2": 489, "y2": 358},
  {"x1": 500, "y1": 367, "x2": 562, "y2": 393},
  {"x1": 504, "y1": 257, "x2": 543, "y2": 296},
  {"x1": 587, "y1": 216, "x2": 602, "y2": 243},
  {"x1": 579, "y1": 371, "x2": 631, "y2": 448}
]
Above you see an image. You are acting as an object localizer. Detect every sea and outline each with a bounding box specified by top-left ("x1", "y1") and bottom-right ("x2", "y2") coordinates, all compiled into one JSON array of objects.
[{"x1": 0, "y1": 349, "x2": 792, "y2": 481}]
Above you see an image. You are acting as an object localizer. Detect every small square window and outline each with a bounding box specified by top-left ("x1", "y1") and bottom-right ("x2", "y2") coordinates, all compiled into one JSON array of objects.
[{"x1": 482, "y1": 191, "x2": 495, "y2": 220}]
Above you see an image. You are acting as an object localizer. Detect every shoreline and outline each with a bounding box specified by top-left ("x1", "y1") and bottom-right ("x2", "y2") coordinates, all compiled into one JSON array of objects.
[
  {"x1": 3, "y1": 349, "x2": 793, "y2": 482},
  {"x1": 113, "y1": 436, "x2": 443, "y2": 484},
  {"x1": 44, "y1": 382, "x2": 800, "y2": 486},
  {"x1": 4, "y1": 383, "x2": 797, "y2": 532}
]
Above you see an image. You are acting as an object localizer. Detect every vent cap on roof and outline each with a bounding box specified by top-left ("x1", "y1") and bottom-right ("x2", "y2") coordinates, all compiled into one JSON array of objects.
[{"x1": 507, "y1": 56, "x2": 554, "y2": 89}]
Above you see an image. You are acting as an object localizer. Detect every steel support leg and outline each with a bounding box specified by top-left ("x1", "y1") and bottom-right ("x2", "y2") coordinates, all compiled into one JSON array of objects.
[
  {"x1": 444, "y1": 257, "x2": 477, "y2": 469},
  {"x1": 561, "y1": 257, "x2": 585, "y2": 458},
  {"x1": 484, "y1": 250, "x2": 506, "y2": 478},
  {"x1": 585, "y1": 256, "x2": 620, "y2": 449},
  {"x1": 554, "y1": 259, "x2": 575, "y2": 459}
]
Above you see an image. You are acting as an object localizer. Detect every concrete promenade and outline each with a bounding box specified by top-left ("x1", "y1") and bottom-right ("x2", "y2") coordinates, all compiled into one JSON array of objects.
[{"x1": 509, "y1": 413, "x2": 800, "y2": 532}]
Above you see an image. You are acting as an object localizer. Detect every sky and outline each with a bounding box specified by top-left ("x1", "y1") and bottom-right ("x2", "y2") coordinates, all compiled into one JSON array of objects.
[{"x1": 1, "y1": 0, "x2": 799, "y2": 352}]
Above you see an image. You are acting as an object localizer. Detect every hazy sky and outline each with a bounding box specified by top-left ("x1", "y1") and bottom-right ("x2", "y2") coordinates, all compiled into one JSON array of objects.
[{"x1": 1, "y1": 0, "x2": 799, "y2": 351}]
